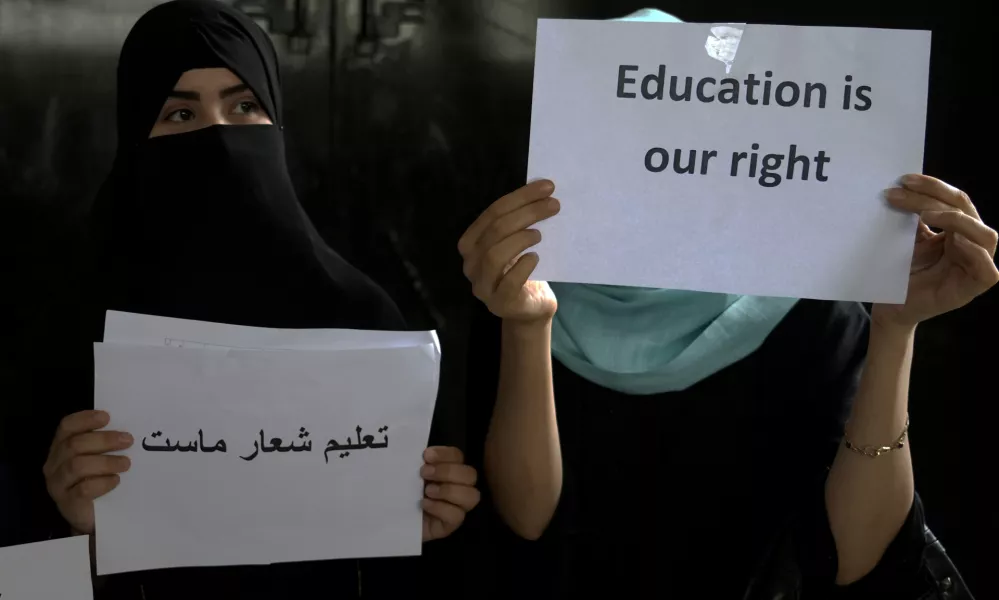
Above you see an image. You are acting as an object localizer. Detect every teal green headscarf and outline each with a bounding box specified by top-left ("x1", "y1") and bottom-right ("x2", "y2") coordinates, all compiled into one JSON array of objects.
[{"x1": 549, "y1": 9, "x2": 799, "y2": 395}]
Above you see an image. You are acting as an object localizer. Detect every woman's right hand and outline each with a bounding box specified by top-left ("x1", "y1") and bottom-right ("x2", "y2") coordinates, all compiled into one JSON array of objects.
[
  {"x1": 43, "y1": 410, "x2": 133, "y2": 534},
  {"x1": 459, "y1": 180, "x2": 561, "y2": 323}
]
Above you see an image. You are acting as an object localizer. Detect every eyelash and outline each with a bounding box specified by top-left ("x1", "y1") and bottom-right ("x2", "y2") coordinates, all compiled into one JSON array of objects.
[
  {"x1": 164, "y1": 108, "x2": 195, "y2": 123},
  {"x1": 232, "y1": 100, "x2": 261, "y2": 115},
  {"x1": 162, "y1": 100, "x2": 262, "y2": 123}
]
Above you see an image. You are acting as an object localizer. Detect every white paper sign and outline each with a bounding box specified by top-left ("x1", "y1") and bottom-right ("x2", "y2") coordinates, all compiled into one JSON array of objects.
[
  {"x1": 528, "y1": 20, "x2": 931, "y2": 302},
  {"x1": 0, "y1": 536, "x2": 93, "y2": 600},
  {"x1": 93, "y1": 342, "x2": 440, "y2": 575}
]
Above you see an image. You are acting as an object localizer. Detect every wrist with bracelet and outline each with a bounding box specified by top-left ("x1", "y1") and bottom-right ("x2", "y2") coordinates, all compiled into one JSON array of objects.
[{"x1": 843, "y1": 414, "x2": 909, "y2": 458}]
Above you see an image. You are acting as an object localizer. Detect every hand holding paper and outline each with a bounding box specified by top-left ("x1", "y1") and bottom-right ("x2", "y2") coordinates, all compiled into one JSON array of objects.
[
  {"x1": 458, "y1": 180, "x2": 559, "y2": 323},
  {"x1": 42, "y1": 410, "x2": 133, "y2": 534},
  {"x1": 421, "y1": 446, "x2": 481, "y2": 541},
  {"x1": 875, "y1": 174, "x2": 998, "y2": 326}
]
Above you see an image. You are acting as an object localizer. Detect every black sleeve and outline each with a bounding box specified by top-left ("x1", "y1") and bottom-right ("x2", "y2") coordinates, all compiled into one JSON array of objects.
[
  {"x1": 459, "y1": 300, "x2": 502, "y2": 582},
  {"x1": 800, "y1": 490, "x2": 929, "y2": 599},
  {"x1": 463, "y1": 301, "x2": 501, "y2": 474},
  {"x1": 1, "y1": 303, "x2": 89, "y2": 547},
  {"x1": 2, "y1": 219, "x2": 94, "y2": 547},
  {"x1": 789, "y1": 301, "x2": 930, "y2": 599}
]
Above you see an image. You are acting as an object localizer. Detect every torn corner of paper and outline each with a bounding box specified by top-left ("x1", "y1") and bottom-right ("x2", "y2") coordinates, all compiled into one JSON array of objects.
[{"x1": 705, "y1": 24, "x2": 745, "y2": 73}]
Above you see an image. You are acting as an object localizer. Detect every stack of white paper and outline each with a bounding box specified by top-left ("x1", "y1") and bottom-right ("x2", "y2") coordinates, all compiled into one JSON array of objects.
[{"x1": 93, "y1": 311, "x2": 441, "y2": 575}]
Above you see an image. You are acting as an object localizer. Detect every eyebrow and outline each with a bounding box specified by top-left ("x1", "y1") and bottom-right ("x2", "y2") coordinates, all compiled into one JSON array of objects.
[
  {"x1": 167, "y1": 83, "x2": 252, "y2": 101},
  {"x1": 168, "y1": 89, "x2": 200, "y2": 100},
  {"x1": 220, "y1": 83, "x2": 250, "y2": 98}
]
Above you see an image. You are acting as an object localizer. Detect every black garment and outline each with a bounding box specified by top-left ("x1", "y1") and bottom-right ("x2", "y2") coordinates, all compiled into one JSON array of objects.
[
  {"x1": 464, "y1": 299, "x2": 931, "y2": 599},
  {"x1": 96, "y1": 123, "x2": 404, "y2": 331}
]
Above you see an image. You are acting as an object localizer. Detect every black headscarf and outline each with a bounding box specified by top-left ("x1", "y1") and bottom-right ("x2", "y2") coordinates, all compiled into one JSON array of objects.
[{"x1": 93, "y1": 0, "x2": 404, "y2": 331}]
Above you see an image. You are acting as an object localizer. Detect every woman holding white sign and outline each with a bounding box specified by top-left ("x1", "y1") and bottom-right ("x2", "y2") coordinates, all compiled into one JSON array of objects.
[
  {"x1": 460, "y1": 10, "x2": 993, "y2": 598},
  {"x1": 463, "y1": 180, "x2": 992, "y2": 600},
  {"x1": 27, "y1": 1, "x2": 479, "y2": 598}
]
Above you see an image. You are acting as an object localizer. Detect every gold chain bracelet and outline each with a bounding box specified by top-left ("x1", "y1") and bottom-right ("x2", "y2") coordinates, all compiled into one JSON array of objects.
[{"x1": 843, "y1": 414, "x2": 909, "y2": 458}]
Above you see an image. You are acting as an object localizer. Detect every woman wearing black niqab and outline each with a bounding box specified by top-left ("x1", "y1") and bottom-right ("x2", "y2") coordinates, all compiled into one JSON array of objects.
[
  {"x1": 94, "y1": 0, "x2": 402, "y2": 330},
  {"x1": 29, "y1": 2, "x2": 479, "y2": 598}
]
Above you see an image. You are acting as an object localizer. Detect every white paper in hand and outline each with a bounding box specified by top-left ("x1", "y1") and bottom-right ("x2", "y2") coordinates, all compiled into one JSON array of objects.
[
  {"x1": 528, "y1": 20, "x2": 931, "y2": 302},
  {"x1": 93, "y1": 341, "x2": 439, "y2": 575},
  {"x1": 0, "y1": 536, "x2": 93, "y2": 600}
]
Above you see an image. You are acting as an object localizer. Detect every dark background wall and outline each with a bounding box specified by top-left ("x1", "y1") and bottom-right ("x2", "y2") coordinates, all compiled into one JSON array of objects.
[{"x1": 1, "y1": 0, "x2": 992, "y2": 595}]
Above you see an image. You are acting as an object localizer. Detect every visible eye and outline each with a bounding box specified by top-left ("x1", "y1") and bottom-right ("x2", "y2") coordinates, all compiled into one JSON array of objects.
[
  {"x1": 165, "y1": 108, "x2": 195, "y2": 123},
  {"x1": 232, "y1": 100, "x2": 261, "y2": 116}
]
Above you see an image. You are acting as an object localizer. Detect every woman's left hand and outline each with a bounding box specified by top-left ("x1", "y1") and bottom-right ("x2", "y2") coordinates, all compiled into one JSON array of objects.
[
  {"x1": 876, "y1": 174, "x2": 998, "y2": 328},
  {"x1": 420, "y1": 446, "x2": 480, "y2": 541}
]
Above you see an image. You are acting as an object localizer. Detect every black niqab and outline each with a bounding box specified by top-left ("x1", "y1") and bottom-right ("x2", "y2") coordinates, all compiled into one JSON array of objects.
[{"x1": 94, "y1": 0, "x2": 404, "y2": 331}]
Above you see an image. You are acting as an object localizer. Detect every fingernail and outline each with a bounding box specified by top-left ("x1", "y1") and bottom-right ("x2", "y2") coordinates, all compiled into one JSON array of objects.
[
  {"x1": 426, "y1": 484, "x2": 440, "y2": 497},
  {"x1": 424, "y1": 448, "x2": 437, "y2": 462},
  {"x1": 901, "y1": 174, "x2": 919, "y2": 186},
  {"x1": 120, "y1": 457, "x2": 132, "y2": 471},
  {"x1": 538, "y1": 179, "x2": 555, "y2": 193},
  {"x1": 548, "y1": 198, "x2": 560, "y2": 211},
  {"x1": 119, "y1": 433, "x2": 134, "y2": 445},
  {"x1": 421, "y1": 465, "x2": 435, "y2": 478},
  {"x1": 884, "y1": 188, "x2": 905, "y2": 201}
]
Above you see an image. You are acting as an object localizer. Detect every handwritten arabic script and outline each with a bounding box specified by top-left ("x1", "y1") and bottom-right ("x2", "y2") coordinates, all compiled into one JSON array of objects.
[{"x1": 141, "y1": 425, "x2": 390, "y2": 464}]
